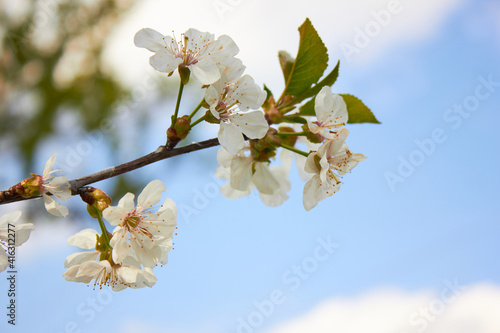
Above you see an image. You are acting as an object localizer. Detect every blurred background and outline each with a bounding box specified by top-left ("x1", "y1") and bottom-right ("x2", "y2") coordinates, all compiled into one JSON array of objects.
[{"x1": 1, "y1": 0, "x2": 499, "y2": 332}]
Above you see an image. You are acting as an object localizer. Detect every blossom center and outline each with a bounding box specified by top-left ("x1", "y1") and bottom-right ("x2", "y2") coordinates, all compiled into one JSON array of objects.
[
  {"x1": 93, "y1": 262, "x2": 120, "y2": 290},
  {"x1": 121, "y1": 209, "x2": 154, "y2": 239},
  {"x1": 123, "y1": 210, "x2": 142, "y2": 229},
  {"x1": 170, "y1": 33, "x2": 208, "y2": 67}
]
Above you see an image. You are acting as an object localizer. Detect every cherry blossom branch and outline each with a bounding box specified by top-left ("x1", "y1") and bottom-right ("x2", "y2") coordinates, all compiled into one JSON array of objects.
[{"x1": 0, "y1": 138, "x2": 220, "y2": 206}]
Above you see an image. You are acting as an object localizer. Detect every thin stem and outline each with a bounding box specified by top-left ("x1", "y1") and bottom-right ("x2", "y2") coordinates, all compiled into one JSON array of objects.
[
  {"x1": 171, "y1": 80, "x2": 185, "y2": 125},
  {"x1": 190, "y1": 115, "x2": 206, "y2": 128},
  {"x1": 280, "y1": 143, "x2": 309, "y2": 157},
  {"x1": 95, "y1": 211, "x2": 111, "y2": 248},
  {"x1": 0, "y1": 138, "x2": 221, "y2": 205},
  {"x1": 276, "y1": 131, "x2": 308, "y2": 137},
  {"x1": 187, "y1": 98, "x2": 205, "y2": 120}
]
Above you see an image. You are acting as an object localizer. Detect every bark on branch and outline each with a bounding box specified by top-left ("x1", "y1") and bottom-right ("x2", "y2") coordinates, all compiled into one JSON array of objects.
[{"x1": 0, "y1": 138, "x2": 220, "y2": 205}]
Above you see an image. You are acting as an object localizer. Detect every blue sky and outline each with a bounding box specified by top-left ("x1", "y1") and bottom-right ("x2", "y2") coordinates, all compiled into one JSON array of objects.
[{"x1": 1, "y1": 0, "x2": 500, "y2": 332}]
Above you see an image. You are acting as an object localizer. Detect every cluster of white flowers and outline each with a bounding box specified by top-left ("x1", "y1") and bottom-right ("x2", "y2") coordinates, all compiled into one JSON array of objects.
[
  {"x1": 134, "y1": 28, "x2": 239, "y2": 85},
  {"x1": 213, "y1": 86, "x2": 365, "y2": 210},
  {"x1": 215, "y1": 145, "x2": 292, "y2": 207},
  {"x1": 301, "y1": 87, "x2": 366, "y2": 210},
  {"x1": 135, "y1": 27, "x2": 270, "y2": 156},
  {"x1": 0, "y1": 25, "x2": 369, "y2": 292},
  {"x1": 135, "y1": 27, "x2": 365, "y2": 211},
  {"x1": 63, "y1": 180, "x2": 177, "y2": 291}
]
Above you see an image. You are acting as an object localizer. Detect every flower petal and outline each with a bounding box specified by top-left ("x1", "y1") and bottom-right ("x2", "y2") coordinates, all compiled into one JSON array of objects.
[
  {"x1": 110, "y1": 230, "x2": 131, "y2": 265},
  {"x1": 230, "y1": 155, "x2": 253, "y2": 191},
  {"x1": 12, "y1": 223, "x2": 34, "y2": 246},
  {"x1": 216, "y1": 147, "x2": 234, "y2": 169},
  {"x1": 228, "y1": 75, "x2": 266, "y2": 111},
  {"x1": 48, "y1": 176, "x2": 71, "y2": 200},
  {"x1": 229, "y1": 111, "x2": 269, "y2": 140},
  {"x1": 64, "y1": 251, "x2": 99, "y2": 268},
  {"x1": 67, "y1": 228, "x2": 99, "y2": 249},
  {"x1": 0, "y1": 211, "x2": 21, "y2": 229},
  {"x1": 190, "y1": 58, "x2": 221, "y2": 85},
  {"x1": 220, "y1": 183, "x2": 253, "y2": 199},
  {"x1": 137, "y1": 180, "x2": 166, "y2": 211},
  {"x1": 117, "y1": 192, "x2": 136, "y2": 210},
  {"x1": 134, "y1": 28, "x2": 166, "y2": 52},
  {"x1": 43, "y1": 153, "x2": 57, "y2": 178},
  {"x1": 315, "y1": 87, "x2": 348, "y2": 126},
  {"x1": 76, "y1": 261, "x2": 110, "y2": 279},
  {"x1": 212, "y1": 34, "x2": 239, "y2": 58},
  {"x1": 218, "y1": 122, "x2": 245, "y2": 155},
  {"x1": 259, "y1": 166, "x2": 290, "y2": 207},
  {"x1": 149, "y1": 49, "x2": 181, "y2": 73},
  {"x1": 43, "y1": 194, "x2": 69, "y2": 217},
  {"x1": 253, "y1": 162, "x2": 279, "y2": 195}
]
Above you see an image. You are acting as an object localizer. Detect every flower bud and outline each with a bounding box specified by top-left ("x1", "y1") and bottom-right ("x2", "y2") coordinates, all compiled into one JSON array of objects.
[
  {"x1": 9, "y1": 174, "x2": 44, "y2": 198},
  {"x1": 166, "y1": 116, "x2": 191, "y2": 149},
  {"x1": 80, "y1": 187, "x2": 111, "y2": 218}
]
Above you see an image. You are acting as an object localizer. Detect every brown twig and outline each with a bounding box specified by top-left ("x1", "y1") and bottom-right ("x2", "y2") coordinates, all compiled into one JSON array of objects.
[{"x1": 0, "y1": 138, "x2": 220, "y2": 206}]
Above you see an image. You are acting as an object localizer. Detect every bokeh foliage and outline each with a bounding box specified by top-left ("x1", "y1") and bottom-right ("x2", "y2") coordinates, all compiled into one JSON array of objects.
[{"x1": 0, "y1": 0, "x2": 133, "y2": 171}]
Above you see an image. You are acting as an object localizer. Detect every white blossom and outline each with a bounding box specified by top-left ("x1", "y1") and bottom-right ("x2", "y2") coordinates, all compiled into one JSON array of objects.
[
  {"x1": 303, "y1": 128, "x2": 366, "y2": 211},
  {"x1": 205, "y1": 74, "x2": 268, "y2": 155},
  {"x1": 134, "y1": 27, "x2": 239, "y2": 85},
  {"x1": 103, "y1": 180, "x2": 177, "y2": 268},
  {"x1": 215, "y1": 146, "x2": 291, "y2": 207},
  {"x1": 307, "y1": 86, "x2": 348, "y2": 140},
  {"x1": 0, "y1": 211, "x2": 34, "y2": 273},
  {"x1": 41, "y1": 153, "x2": 71, "y2": 217},
  {"x1": 62, "y1": 228, "x2": 157, "y2": 291}
]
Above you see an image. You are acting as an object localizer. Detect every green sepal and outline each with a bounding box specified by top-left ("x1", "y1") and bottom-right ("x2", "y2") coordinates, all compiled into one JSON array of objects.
[
  {"x1": 204, "y1": 110, "x2": 220, "y2": 124},
  {"x1": 179, "y1": 66, "x2": 191, "y2": 85}
]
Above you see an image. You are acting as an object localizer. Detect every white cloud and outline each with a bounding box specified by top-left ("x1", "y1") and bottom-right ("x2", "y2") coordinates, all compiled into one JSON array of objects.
[
  {"x1": 265, "y1": 283, "x2": 500, "y2": 333},
  {"x1": 103, "y1": 0, "x2": 466, "y2": 90}
]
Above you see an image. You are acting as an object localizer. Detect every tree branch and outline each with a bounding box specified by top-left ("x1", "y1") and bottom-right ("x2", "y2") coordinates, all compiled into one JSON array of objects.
[{"x1": 0, "y1": 138, "x2": 220, "y2": 206}]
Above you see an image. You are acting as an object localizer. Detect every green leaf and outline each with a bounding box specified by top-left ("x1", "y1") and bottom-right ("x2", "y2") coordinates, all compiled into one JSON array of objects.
[
  {"x1": 297, "y1": 61, "x2": 340, "y2": 116},
  {"x1": 278, "y1": 51, "x2": 295, "y2": 84},
  {"x1": 298, "y1": 98, "x2": 315, "y2": 116},
  {"x1": 341, "y1": 94, "x2": 380, "y2": 124},
  {"x1": 296, "y1": 60, "x2": 339, "y2": 103},
  {"x1": 283, "y1": 18, "x2": 328, "y2": 97}
]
